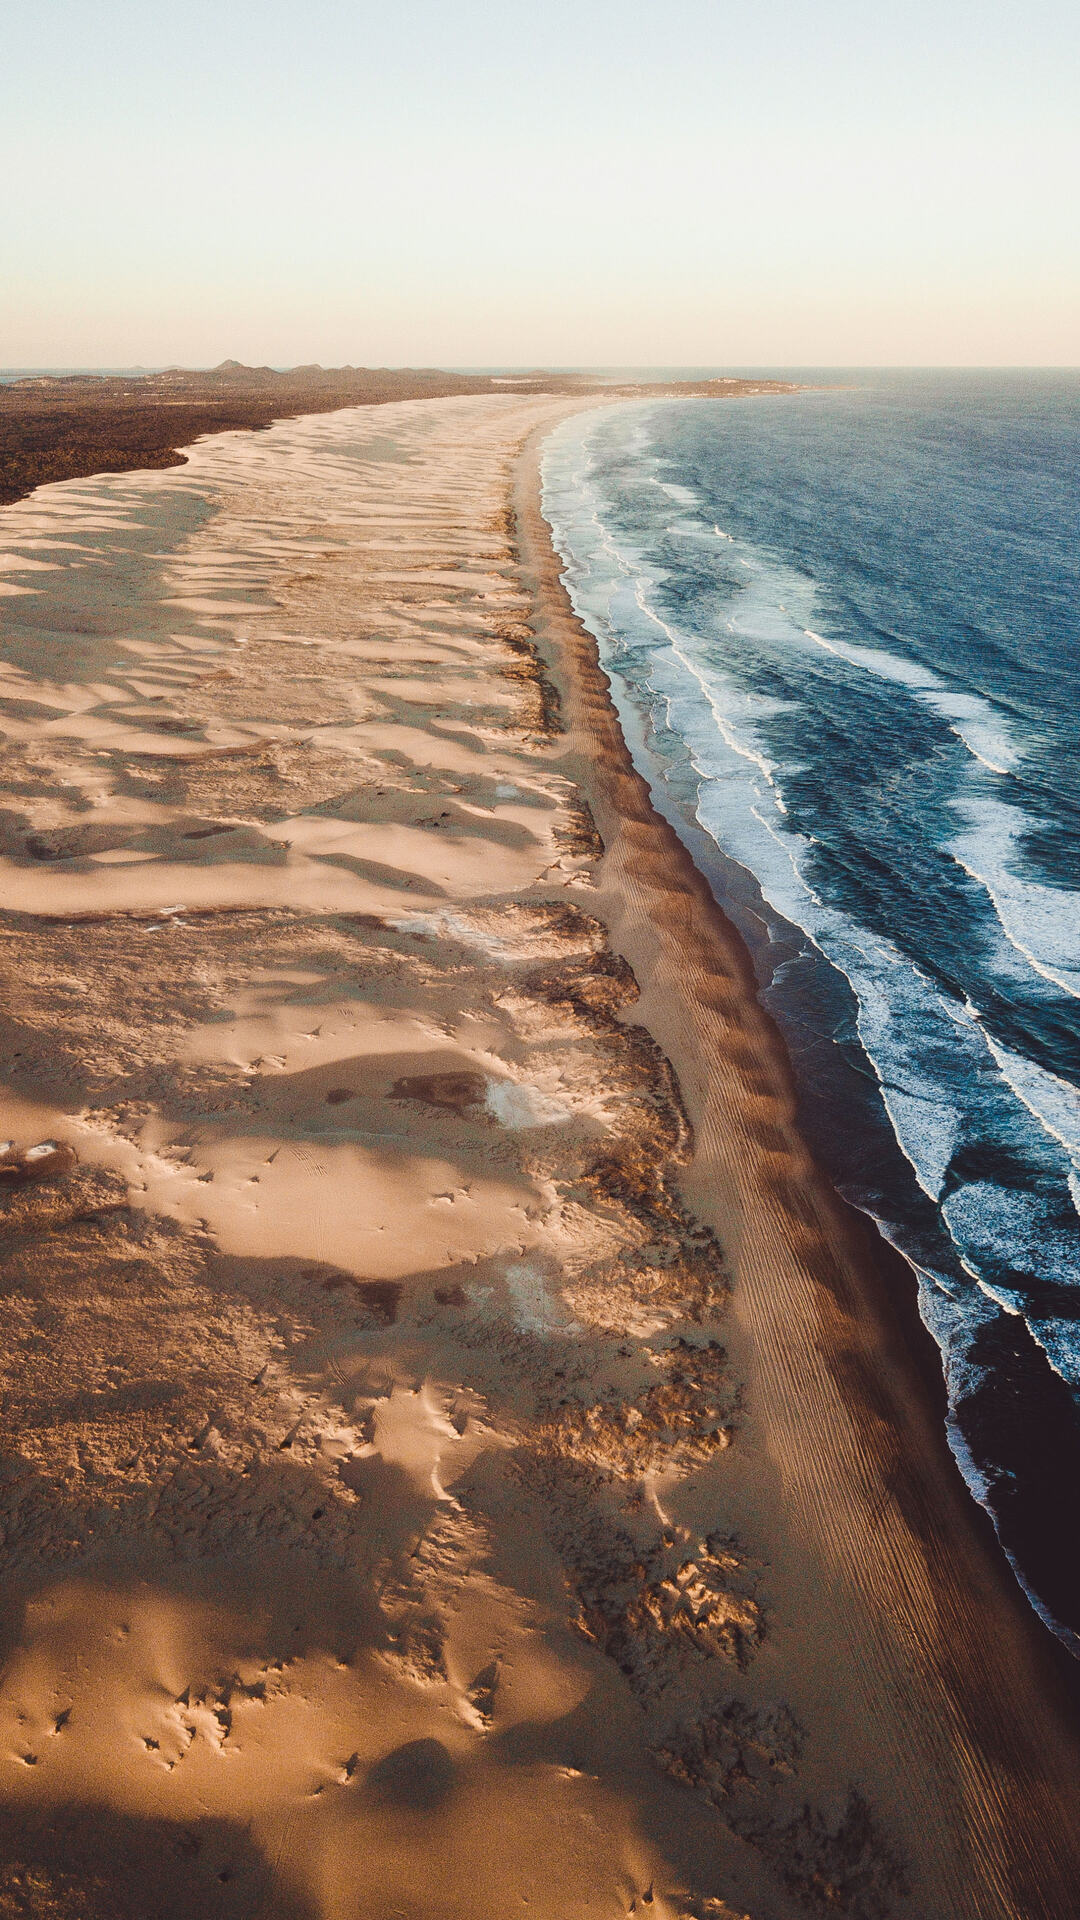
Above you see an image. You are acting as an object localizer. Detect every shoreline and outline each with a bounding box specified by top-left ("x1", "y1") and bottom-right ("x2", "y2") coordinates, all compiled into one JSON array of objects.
[
  {"x1": 0, "y1": 390, "x2": 1076, "y2": 1919},
  {"x1": 516, "y1": 412, "x2": 1080, "y2": 1916},
  {"x1": 536, "y1": 388, "x2": 1080, "y2": 1661}
]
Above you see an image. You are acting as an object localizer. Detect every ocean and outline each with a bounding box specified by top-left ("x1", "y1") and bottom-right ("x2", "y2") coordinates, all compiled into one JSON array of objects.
[{"x1": 542, "y1": 370, "x2": 1080, "y2": 1647}]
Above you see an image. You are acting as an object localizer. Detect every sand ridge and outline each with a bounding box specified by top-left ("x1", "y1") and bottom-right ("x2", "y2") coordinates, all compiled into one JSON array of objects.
[{"x1": 0, "y1": 392, "x2": 1076, "y2": 1920}]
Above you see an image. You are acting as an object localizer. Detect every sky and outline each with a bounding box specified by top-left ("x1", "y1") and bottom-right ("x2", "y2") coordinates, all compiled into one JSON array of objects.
[{"x1": 1, "y1": 0, "x2": 1077, "y2": 368}]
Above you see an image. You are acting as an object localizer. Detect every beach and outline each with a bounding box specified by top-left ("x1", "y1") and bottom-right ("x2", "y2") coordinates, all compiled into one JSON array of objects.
[{"x1": 0, "y1": 391, "x2": 1078, "y2": 1919}]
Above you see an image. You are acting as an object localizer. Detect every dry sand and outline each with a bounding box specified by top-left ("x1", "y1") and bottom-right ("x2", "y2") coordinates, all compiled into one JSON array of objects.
[{"x1": 0, "y1": 393, "x2": 1078, "y2": 1920}]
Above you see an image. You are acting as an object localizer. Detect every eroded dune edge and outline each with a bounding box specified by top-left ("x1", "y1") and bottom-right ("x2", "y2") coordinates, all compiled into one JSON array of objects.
[{"x1": 0, "y1": 394, "x2": 1077, "y2": 1920}]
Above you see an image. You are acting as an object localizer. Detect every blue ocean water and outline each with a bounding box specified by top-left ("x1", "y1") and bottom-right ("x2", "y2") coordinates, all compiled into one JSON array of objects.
[{"x1": 542, "y1": 372, "x2": 1080, "y2": 1643}]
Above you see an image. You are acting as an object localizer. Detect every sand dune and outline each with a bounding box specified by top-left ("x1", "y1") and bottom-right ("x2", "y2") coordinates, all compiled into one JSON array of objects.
[{"x1": 0, "y1": 394, "x2": 1077, "y2": 1920}]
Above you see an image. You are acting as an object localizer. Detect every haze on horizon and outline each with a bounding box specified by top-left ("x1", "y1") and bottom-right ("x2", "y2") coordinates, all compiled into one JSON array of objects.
[{"x1": 2, "y1": 0, "x2": 1077, "y2": 370}]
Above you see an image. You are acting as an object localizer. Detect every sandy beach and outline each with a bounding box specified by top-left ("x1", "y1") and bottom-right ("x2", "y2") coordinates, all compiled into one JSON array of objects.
[{"x1": 0, "y1": 391, "x2": 1078, "y2": 1920}]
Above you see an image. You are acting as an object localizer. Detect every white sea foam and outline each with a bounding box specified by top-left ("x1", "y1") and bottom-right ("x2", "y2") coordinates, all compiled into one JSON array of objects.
[
  {"x1": 802, "y1": 628, "x2": 1021, "y2": 775},
  {"x1": 951, "y1": 794, "x2": 1080, "y2": 1001},
  {"x1": 945, "y1": 1178, "x2": 1080, "y2": 1296},
  {"x1": 976, "y1": 1025, "x2": 1080, "y2": 1171},
  {"x1": 928, "y1": 693, "x2": 1019, "y2": 775}
]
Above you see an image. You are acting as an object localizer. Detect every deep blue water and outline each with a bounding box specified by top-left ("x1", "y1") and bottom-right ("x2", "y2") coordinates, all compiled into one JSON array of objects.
[{"x1": 542, "y1": 372, "x2": 1080, "y2": 1644}]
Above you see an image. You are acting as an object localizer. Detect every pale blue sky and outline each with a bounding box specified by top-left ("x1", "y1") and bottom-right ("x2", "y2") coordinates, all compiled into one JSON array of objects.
[{"x1": 2, "y1": 0, "x2": 1076, "y2": 365}]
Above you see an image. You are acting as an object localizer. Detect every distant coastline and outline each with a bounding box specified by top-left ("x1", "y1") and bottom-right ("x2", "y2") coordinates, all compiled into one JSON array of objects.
[{"x1": 0, "y1": 361, "x2": 797, "y2": 509}]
